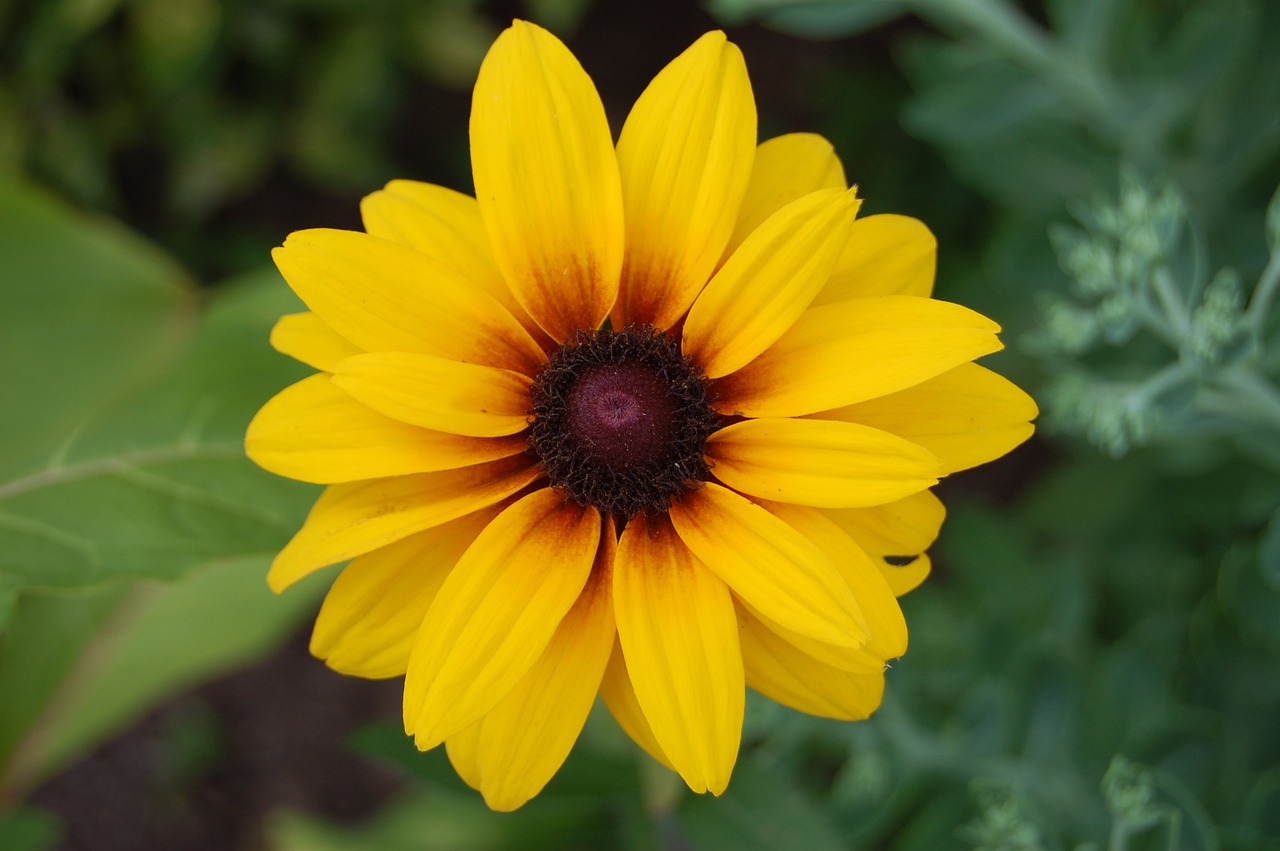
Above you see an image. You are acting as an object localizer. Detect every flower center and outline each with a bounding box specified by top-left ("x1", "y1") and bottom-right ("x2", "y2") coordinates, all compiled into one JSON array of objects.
[
  {"x1": 528, "y1": 325, "x2": 720, "y2": 519},
  {"x1": 566, "y1": 362, "x2": 675, "y2": 467}
]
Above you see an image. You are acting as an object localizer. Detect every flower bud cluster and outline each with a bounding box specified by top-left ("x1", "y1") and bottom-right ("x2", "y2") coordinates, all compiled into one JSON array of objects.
[
  {"x1": 1034, "y1": 174, "x2": 1280, "y2": 459},
  {"x1": 1045, "y1": 176, "x2": 1187, "y2": 355},
  {"x1": 1045, "y1": 373, "x2": 1157, "y2": 458},
  {"x1": 1103, "y1": 757, "x2": 1171, "y2": 838},
  {"x1": 1186, "y1": 269, "x2": 1245, "y2": 366},
  {"x1": 961, "y1": 783, "x2": 1046, "y2": 851}
]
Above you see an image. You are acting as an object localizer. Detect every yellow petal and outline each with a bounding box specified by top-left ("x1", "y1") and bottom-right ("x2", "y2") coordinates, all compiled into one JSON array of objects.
[
  {"x1": 446, "y1": 725, "x2": 484, "y2": 793},
  {"x1": 599, "y1": 636, "x2": 676, "y2": 772},
  {"x1": 613, "y1": 31, "x2": 756, "y2": 330},
  {"x1": 733, "y1": 596, "x2": 882, "y2": 674},
  {"x1": 332, "y1": 352, "x2": 531, "y2": 438},
  {"x1": 360, "y1": 180, "x2": 552, "y2": 349},
  {"x1": 761, "y1": 501, "x2": 907, "y2": 662},
  {"x1": 470, "y1": 20, "x2": 623, "y2": 341},
  {"x1": 309, "y1": 511, "x2": 494, "y2": 678},
  {"x1": 721, "y1": 132, "x2": 847, "y2": 263},
  {"x1": 614, "y1": 513, "x2": 743, "y2": 795},
  {"x1": 270, "y1": 312, "x2": 362, "y2": 372},
  {"x1": 705, "y1": 418, "x2": 939, "y2": 508},
  {"x1": 272, "y1": 228, "x2": 546, "y2": 375},
  {"x1": 267, "y1": 455, "x2": 540, "y2": 592},
  {"x1": 824, "y1": 490, "x2": 945, "y2": 596},
  {"x1": 713, "y1": 295, "x2": 1003, "y2": 418},
  {"x1": 403, "y1": 489, "x2": 600, "y2": 749},
  {"x1": 468, "y1": 527, "x2": 616, "y2": 811},
  {"x1": 878, "y1": 553, "x2": 932, "y2": 597},
  {"x1": 816, "y1": 362, "x2": 1037, "y2": 474},
  {"x1": 738, "y1": 605, "x2": 886, "y2": 721},
  {"x1": 668, "y1": 483, "x2": 867, "y2": 647},
  {"x1": 246, "y1": 374, "x2": 526, "y2": 483},
  {"x1": 684, "y1": 188, "x2": 860, "y2": 378},
  {"x1": 827, "y1": 490, "x2": 946, "y2": 556},
  {"x1": 815, "y1": 214, "x2": 937, "y2": 304},
  {"x1": 360, "y1": 180, "x2": 497, "y2": 288}
]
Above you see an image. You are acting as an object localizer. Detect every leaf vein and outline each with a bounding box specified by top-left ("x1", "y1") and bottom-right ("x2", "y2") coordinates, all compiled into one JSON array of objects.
[
  {"x1": 0, "y1": 509, "x2": 99, "y2": 559},
  {"x1": 0, "y1": 444, "x2": 245, "y2": 502}
]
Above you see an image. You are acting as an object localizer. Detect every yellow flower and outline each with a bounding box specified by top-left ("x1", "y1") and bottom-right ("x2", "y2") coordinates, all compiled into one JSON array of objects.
[{"x1": 245, "y1": 21, "x2": 1036, "y2": 811}]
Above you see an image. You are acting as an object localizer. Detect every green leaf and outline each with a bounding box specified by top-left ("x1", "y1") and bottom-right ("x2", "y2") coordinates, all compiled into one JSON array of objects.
[
  {"x1": 0, "y1": 559, "x2": 331, "y2": 798},
  {"x1": 0, "y1": 576, "x2": 20, "y2": 633},
  {"x1": 266, "y1": 788, "x2": 616, "y2": 851},
  {"x1": 677, "y1": 753, "x2": 845, "y2": 851},
  {"x1": 352, "y1": 707, "x2": 644, "y2": 800},
  {"x1": 1047, "y1": 0, "x2": 1124, "y2": 62},
  {"x1": 1266, "y1": 181, "x2": 1280, "y2": 255},
  {"x1": 522, "y1": 0, "x2": 594, "y2": 33},
  {"x1": 348, "y1": 721, "x2": 474, "y2": 796},
  {"x1": 43, "y1": 557, "x2": 330, "y2": 776},
  {"x1": 0, "y1": 584, "x2": 127, "y2": 779},
  {"x1": 347, "y1": 711, "x2": 651, "y2": 849},
  {"x1": 1261, "y1": 504, "x2": 1280, "y2": 591},
  {"x1": 0, "y1": 178, "x2": 196, "y2": 486},
  {"x1": 1157, "y1": 0, "x2": 1254, "y2": 120},
  {"x1": 0, "y1": 807, "x2": 60, "y2": 851},
  {"x1": 0, "y1": 241, "x2": 316, "y2": 588},
  {"x1": 291, "y1": 24, "x2": 398, "y2": 190},
  {"x1": 129, "y1": 0, "x2": 222, "y2": 99},
  {"x1": 1021, "y1": 453, "x2": 1154, "y2": 540},
  {"x1": 705, "y1": 0, "x2": 907, "y2": 38},
  {"x1": 1217, "y1": 540, "x2": 1280, "y2": 654},
  {"x1": 899, "y1": 38, "x2": 1112, "y2": 217}
]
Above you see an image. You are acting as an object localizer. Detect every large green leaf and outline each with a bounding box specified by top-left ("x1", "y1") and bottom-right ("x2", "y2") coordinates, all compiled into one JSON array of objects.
[
  {"x1": 0, "y1": 582, "x2": 126, "y2": 789},
  {"x1": 0, "y1": 178, "x2": 196, "y2": 485},
  {"x1": 0, "y1": 180, "x2": 316, "y2": 588},
  {"x1": 42, "y1": 557, "x2": 331, "y2": 778},
  {"x1": 0, "y1": 558, "x2": 332, "y2": 800}
]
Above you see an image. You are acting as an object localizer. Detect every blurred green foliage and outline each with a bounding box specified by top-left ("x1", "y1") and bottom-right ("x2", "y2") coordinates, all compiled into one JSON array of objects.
[
  {"x1": 698, "y1": 2, "x2": 1280, "y2": 850},
  {"x1": 0, "y1": 0, "x2": 592, "y2": 275},
  {"x1": 1, "y1": 0, "x2": 1278, "y2": 849},
  {"x1": 1040, "y1": 175, "x2": 1280, "y2": 463}
]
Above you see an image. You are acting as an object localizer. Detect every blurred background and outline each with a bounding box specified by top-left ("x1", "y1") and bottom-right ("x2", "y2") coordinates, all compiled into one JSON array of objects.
[{"x1": 1, "y1": 0, "x2": 1279, "y2": 849}]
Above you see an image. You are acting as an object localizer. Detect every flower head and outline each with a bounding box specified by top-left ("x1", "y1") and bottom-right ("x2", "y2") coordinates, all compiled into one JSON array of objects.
[{"x1": 246, "y1": 21, "x2": 1036, "y2": 811}]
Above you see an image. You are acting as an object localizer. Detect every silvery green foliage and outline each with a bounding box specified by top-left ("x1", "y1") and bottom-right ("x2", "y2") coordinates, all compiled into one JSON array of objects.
[
  {"x1": 961, "y1": 759, "x2": 1215, "y2": 851},
  {"x1": 1037, "y1": 174, "x2": 1280, "y2": 460},
  {"x1": 962, "y1": 783, "x2": 1051, "y2": 851},
  {"x1": 693, "y1": 3, "x2": 1280, "y2": 851}
]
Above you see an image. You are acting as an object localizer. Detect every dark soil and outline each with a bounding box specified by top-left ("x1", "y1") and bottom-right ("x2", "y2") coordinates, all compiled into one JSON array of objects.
[{"x1": 29, "y1": 631, "x2": 404, "y2": 851}]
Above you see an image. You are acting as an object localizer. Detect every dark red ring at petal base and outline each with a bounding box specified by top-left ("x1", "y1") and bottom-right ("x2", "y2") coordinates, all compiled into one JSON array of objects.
[{"x1": 527, "y1": 324, "x2": 720, "y2": 520}]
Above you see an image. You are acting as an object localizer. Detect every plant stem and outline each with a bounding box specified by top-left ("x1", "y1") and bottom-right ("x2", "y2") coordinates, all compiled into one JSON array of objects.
[
  {"x1": 1109, "y1": 821, "x2": 1130, "y2": 851},
  {"x1": 1135, "y1": 303, "x2": 1183, "y2": 352},
  {"x1": 1130, "y1": 361, "x2": 1187, "y2": 410},
  {"x1": 1244, "y1": 248, "x2": 1280, "y2": 341},
  {"x1": 1151, "y1": 267, "x2": 1190, "y2": 338},
  {"x1": 1209, "y1": 369, "x2": 1280, "y2": 432}
]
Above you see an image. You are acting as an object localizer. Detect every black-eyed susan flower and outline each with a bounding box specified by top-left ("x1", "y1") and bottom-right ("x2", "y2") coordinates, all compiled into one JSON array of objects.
[{"x1": 245, "y1": 20, "x2": 1036, "y2": 811}]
